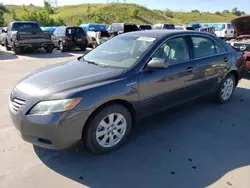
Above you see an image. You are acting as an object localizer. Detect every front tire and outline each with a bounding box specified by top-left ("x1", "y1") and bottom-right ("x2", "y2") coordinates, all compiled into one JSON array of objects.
[
  {"x1": 59, "y1": 41, "x2": 66, "y2": 52},
  {"x1": 84, "y1": 104, "x2": 132, "y2": 155},
  {"x1": 5, "y1": 40, "x2": 11, "y2": 51},
  {"x1": 216, "y1": 74, "x2": 236, "y2": 104},
  {"x1": 45, "y1": 45, "x2": 53, "y2": 53}
]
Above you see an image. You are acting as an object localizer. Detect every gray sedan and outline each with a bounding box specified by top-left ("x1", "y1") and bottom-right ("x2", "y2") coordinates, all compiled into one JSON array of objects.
[{"x1": 9, "y1": 30, "x2": 246, "y2": 154}]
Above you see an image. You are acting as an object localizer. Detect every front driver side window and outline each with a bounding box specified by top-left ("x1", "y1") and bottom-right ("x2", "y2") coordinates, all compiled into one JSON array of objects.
[{"x1": 152, "y1": 37, "x2": 189, "y2": 64}]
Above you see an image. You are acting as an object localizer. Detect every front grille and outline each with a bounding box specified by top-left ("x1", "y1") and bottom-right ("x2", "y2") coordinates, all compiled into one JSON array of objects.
[
  {"x1": 233, "y1": 43, "x2": 250, "y2": 51},
  {"x1": 10, "y1": 98, "x2": 26, "y2": 112}
]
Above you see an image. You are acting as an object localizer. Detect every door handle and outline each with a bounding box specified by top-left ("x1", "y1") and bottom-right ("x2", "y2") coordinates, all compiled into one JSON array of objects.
[
  {"x1": 186, "y1": 66, "x2": 194, "y2": 73},
  {"x1": 224, "y1": 57, "x2": 229, "y2": 62}
]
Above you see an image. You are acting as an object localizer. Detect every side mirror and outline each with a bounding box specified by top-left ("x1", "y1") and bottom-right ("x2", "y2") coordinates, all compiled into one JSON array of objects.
[
  {"x1": 1, "y1": 29, "x2": 7, "y2": 33},
  {"x1": 147, "y1": 58, "x2": 168, "y2": 69}
]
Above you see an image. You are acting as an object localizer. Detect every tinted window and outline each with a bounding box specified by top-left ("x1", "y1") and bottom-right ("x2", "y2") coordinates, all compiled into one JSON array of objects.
[
  {"x1": 163, "y1": 24, "x2": 175, "y2": 29},
  {"x1": 152, "y1": 37, "x2": 189, "y2": 64},
  {"x1": 88, "y1": 24, "x2": 106, "y2": 32},
  {"x1": 11, "y1": 22, "x2": 42, "y2": 33},
  {"x1": 66, "y1": 27, "x2": 85, "y2": 35},
  {"x1": 214, "y1": 41, "x2": 227, "y2": 54},
  {"x1": 192, "y1": 37, "x2": 216, "y2": 58},
  {"x1": 139, "y1": 25, "x2": 152, "y2": 30},
  {"x1": 84, "y1": 35, "x2": 156, "y2": 68},
  {"x1": 227, "y1": 24, "x2": 233, "y2": 29},
  {"x1": 124, "y1": 24, "x2": 139, "y2": 33}
]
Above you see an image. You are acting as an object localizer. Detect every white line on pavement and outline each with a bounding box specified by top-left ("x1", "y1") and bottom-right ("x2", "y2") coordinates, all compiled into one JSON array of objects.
[{"x1": 0, "y1": 127, "x2": 15, "y2": 133}]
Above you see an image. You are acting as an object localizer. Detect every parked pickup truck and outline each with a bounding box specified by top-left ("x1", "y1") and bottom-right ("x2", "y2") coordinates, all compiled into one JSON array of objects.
[
  {"x1": 80, "y1": 24, "x2": 110, "y2": 48},
  {"x1": 5, "y1": 21, "x2": 53, "y2": 54},
  {"x1": 226, "y1": 16, "x2": 250, "y2": 73}
]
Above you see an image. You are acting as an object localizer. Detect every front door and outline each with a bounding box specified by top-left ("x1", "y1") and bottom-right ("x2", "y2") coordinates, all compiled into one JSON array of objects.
[{"x1": 138, "y1": 36, "x2": 197, "y2": 117}]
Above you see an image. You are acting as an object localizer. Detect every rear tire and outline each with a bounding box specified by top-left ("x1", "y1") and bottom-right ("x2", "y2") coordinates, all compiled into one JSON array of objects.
[
  {"x1": 216, "y1": 74, "x2": 236, "y2": 104},
  {"x1": 45, "y1": 45, "x2": 53, "y2": 53},
  {"x1": 13, "y1": 45, "x2": 21, "y2": 55},
  {"x1": 84, "y1": 104, "x2": 132, "y2": 155}
]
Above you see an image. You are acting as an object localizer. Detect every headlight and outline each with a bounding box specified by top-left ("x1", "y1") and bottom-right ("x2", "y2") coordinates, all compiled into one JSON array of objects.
[{"x1": 29, "y1": 98, "x2": 82, "y2": 115}]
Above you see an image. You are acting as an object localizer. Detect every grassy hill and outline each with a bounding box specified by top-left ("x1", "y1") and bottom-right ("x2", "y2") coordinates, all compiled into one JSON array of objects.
[{"x1": 3, "y1": 3, "x2": 240, "y2": 26}]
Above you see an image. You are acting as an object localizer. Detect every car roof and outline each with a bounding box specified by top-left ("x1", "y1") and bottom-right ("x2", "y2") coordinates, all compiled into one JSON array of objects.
[
  {"x1": 121, "y1": 30, "x2": 212, "y2": 39},
  {"x1": 11, "y1": 21, "x2": 39, "y2": 24}
]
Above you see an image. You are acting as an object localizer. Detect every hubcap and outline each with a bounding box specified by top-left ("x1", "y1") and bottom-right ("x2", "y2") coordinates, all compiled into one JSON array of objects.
[
  {"x1": 96, "y1": 113, "x2": 127, "y2": 148},
  {"x1": 221, "y1": 78, "x2": 234, "y2": 100}
]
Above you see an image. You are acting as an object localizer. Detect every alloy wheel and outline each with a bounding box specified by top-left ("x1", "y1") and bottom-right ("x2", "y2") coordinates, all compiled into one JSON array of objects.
[{"x1": 96, "y1": 113, "x2": 127, "y2": 148}]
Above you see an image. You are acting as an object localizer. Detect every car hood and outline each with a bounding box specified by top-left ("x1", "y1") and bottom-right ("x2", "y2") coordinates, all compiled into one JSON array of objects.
[
  {"x1": 232, "y1": 16, "x2": 250, "y2": 36},
  {"x1": 16, "y1": 58, "x2": 124, "y2": 96}
]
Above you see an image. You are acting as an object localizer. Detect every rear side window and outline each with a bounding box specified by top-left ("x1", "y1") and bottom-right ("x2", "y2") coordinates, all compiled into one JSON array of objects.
[
  {"x1": 124, "y1": 24, "x2": 139, "y2": 33},
  {"x1": 214, "y1": 41, "x2": 227, "y2": 54},
  {"x1": 192, "y1": 37, "x2": 216, "y2": 58}
]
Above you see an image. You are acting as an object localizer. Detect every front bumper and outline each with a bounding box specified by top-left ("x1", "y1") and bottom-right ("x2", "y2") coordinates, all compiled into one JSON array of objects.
[{"x1": 9, "y1": 95, "x2": 92, "y2": 150}]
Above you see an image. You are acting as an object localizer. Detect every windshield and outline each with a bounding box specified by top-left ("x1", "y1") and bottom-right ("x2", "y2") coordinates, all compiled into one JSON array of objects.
[
  {"x1": 83, "y1": 35, "x2": 156, "y2": 68},
  {"x1": 66, "y1": 27, "x2": 85, "y2": 35},
  {"x1": 88, "y1": 24, "x2": 106, "y2": 32},
  {"x1": 12, "y1": 23, "x2": 42, "y2": 33}
]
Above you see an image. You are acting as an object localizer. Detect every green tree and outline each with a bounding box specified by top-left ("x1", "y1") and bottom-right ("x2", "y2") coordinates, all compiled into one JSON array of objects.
[
  {"x1": 22, "y1": 5, "x2": 27, "y2": 12},
  {"x1": 0, "y1": 10, "x2": 4, "y2": 27},
  {"x1": 130, "y1": 8, "x2": 139, "y2": 18},
  {"x1": 75, "y1": 17, "x2": 82, "y2": 26},
  {"x1": 222, "y1": 10, "x2": 230, "y2": 14},
  {"x1": 165, "y1": 9, "x2": 174, "y2": 18},
  {"x1": 0, "y1": 3, "x2": 8, "y2": 12},
  {"x1": 44, "y1": 0, "x2": 54, "y2": 14},
  {"x1": 215, "y1": 11, "x2": 221, "y2": 15},
  {"x1": 86, "y1": 4, "x2": 91, "y2": 16},
  {"x1": 11, "y1": 8, "x2": 19, "y2": 21},
  {"x1": 191, "y1": 10, "x2": 200, "y2": 13},
  {"x1": 231, "y1": 7, "x2": 242, "y2": 16}
]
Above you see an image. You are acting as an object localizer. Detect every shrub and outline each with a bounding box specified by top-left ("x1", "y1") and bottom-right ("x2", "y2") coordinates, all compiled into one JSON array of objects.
[
  {"x1": 215, "y1": 11, "x2": 221, "y2": 15},
  {"x1": 130, "y1": 8, "x2": 139, "y2": 18},
  {"x1": 0, "y1": 10, "x2": 4, "y2": 27},
  {"x1": 222, "y1": 10, "x2": 230, "y2": 14}
]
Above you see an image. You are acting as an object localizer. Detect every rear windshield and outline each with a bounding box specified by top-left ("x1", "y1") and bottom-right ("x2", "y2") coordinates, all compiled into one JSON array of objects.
[
  {"x1": 124, "y1": 24, "x2": 139, "y2": 32},
  {"x1": 66, "y1": 27, "x2": 85, "y2": 35},
  {"x1": 163, "y1": 24, "x2": 175, "y2": 29},
  {"x1": 12, "y1": 23, "x2": 42, "y2": 33},
  {"x1": 139, "y1": 25, "x2": 152, "y2": 30},
  {"x1": 88, "y1": 24, "x2": 106, "y2": 32}
]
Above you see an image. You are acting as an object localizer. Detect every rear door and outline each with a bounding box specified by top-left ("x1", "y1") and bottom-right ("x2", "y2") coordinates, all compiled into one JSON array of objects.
[
  {"x1": 190, "y1": 35, "x2": 228, "y2": 93},
  {"x1": 51, "y1": 28, "x2": 59, "y2": 47},
  {"x1": 139, "y1": 36, "x2": 198, "y2": 116}
]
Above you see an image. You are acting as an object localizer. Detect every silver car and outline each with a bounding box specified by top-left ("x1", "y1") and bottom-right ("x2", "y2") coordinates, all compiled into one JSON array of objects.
[{"x1": 0, "y1": 27, "x2": 7, "y2": 46}]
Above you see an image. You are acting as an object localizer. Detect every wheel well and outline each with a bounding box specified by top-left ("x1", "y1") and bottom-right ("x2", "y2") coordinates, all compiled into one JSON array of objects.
[
  {"x1": 228, "y1": 70, "x2": 239, "y2": 86},
  {"x1": 82, "y1": 100, "x2": 136, "y2": 138}
]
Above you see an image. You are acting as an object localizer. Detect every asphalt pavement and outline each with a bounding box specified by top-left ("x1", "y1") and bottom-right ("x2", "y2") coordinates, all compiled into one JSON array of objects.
[{"x1": 1, "y1": 47, "x2": 250, "y2": 188}]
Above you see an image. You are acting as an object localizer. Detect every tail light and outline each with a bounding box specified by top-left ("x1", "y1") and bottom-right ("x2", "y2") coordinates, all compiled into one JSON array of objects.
[
  {"x1": 64, "y1": 36, "x2": 68, "y2": 41},
  {"x1": 97, "y1": 32, "x2": 102, "y2": 39}
]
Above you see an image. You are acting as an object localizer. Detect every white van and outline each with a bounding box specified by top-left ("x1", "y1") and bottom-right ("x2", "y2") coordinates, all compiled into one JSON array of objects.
[{"x1": 200, "y1": 23, "x2": 234, "y2": 38}]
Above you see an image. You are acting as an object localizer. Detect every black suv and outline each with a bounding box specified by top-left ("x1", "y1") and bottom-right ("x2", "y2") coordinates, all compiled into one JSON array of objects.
[
  {"x1": 109, "y1": 23, "x2": 139, "y2": 36},
  {"x1": 52, "y1": 26, "x2": 88, "y2": 52}
]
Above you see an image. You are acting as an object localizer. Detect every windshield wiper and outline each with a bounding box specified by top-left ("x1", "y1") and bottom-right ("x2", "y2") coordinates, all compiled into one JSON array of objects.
[{"x1": 82, "y1": 58, "x2": 107, "y2": 68}]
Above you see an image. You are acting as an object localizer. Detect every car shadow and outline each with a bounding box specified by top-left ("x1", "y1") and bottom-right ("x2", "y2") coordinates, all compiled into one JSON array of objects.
[
  {"x1": 0, "y1": 50, "x2": 18, "y2": 61},
  {"x1": 18, "y1": 48, "x2": 91, "y2": 59},
  {"x1": 34, "y1": 87, "x2": 250, "y2": 188}
]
